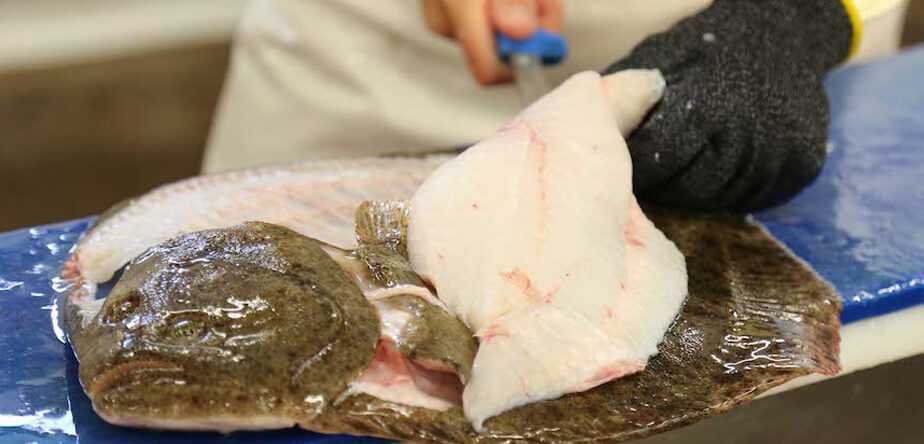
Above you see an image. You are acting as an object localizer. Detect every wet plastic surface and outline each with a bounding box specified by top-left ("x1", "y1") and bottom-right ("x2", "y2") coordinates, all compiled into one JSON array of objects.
[
  {"x1": 755, "y1": 46, "x2": 924, "y2": 323},
  {"x1": 1, "y1": 47, "x2": 923, "y2": 443}
]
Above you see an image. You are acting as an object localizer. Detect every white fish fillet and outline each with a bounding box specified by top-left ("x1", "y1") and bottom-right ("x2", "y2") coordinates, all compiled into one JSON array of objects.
[{"x1": 407, "y1": 70, "x2": 687, "y2": 428}]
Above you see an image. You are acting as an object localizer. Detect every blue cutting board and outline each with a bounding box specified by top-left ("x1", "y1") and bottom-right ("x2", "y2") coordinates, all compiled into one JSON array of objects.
[
  {"x1": 755, "y1": 46, "x2": 924, "y2": 323},
  {"x1": 2, "y1": 47, "x2": 923, "y2": 443}
]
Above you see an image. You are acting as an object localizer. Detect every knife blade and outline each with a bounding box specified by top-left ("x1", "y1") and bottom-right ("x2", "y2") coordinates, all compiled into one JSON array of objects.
[
  {"x1": 509, "y1": 52, "x2": 548, "y2": 106},
  {"x1": 496, "y1": 28, "x2": 568, "y2": 106}
]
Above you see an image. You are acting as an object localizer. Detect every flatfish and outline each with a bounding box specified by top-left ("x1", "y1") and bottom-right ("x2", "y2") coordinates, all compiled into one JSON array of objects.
[{"x1": 59, "y1": 154, "x2": 840, "y2": 442}]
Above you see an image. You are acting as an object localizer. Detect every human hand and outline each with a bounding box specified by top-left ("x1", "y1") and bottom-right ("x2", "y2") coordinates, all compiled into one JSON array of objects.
[
  {"x1": 606, "y1": 0, "x2": 859, "y2": 211},
  {"x1": 423, "y1": 0, "x2": 563, "y2": 85}
]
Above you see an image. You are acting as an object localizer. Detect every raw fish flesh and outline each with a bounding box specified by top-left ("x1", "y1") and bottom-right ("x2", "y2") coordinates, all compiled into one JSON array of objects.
[{"x1": 408, "y1": 70, "x2": 686, "y2": 426}]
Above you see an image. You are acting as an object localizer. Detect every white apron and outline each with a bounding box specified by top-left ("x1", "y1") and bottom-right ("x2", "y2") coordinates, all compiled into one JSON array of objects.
[{"x1": 203, "y1": 0, "x2": 713, "y2": 173}]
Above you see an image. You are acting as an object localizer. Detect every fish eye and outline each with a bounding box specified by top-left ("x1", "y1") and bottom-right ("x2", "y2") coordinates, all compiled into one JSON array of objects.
[
  {"x1": 162, "y1": 314, "x2": 208, "y2": 342},
  {"x1": 172, "y1": 319, "x2": 202, "y2": 338}
]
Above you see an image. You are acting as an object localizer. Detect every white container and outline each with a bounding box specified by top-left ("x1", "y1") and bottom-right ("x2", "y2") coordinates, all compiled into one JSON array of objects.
[{"x1": 852, "y1": 0, "x2": 911, "y2": 63}]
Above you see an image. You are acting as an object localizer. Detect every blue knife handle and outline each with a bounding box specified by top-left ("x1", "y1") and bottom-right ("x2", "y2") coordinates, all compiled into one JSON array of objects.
[{"x1": 496, "y1": 28, "x2": 568, "y2": 65}]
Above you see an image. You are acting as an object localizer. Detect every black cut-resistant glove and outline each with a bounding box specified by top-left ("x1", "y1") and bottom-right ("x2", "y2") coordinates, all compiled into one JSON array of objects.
[{"x1": 604, "y1": 0, "x2": 859, "y2": 211}]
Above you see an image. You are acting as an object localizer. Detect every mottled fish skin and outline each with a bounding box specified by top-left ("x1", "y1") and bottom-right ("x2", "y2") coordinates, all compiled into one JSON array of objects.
[
  {"x1": 355, "y1": 200, "x2": 411, "y2": 258},
  {"x1": 353, "y1": 201, "x2": 477, "y2": 384},
  {"x1": 380, "y1": 295, "x2": 477, "y2": 384},
  {"x1": 64, "y1": 222, "x2": 380, "y2": 432},
  {"x1": 316, "y1": 208, "x2": 841, "y2": 443},
  {"x1": 355, "y1": 245, "x2": 428, "y2": 293},
  {"x1": 353, "y1": 199, "x2": 431, "y2": 301}
]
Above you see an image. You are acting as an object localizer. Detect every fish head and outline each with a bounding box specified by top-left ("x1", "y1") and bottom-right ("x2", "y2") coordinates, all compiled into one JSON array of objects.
[{"x1": 73, "y1": 222, "x2": 380, "y2": 429}]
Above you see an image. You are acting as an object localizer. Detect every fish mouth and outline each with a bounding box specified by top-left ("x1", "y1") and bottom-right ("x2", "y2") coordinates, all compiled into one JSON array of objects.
[
  {"x1": 95, "y1": 410, "x2": 296, "y2": 434},
  {"x1": 87, "y1": 359, "x2": 184, "y2": 397},
  {"x1": 90, "y1": 367, "x2": 296, "y2": 434},
  {"x1": 87, "y1": 359, "x2": 292, "y2": 432},
  {"x1": 406, "y1": 359, "x2": 464, "y2": 404}
]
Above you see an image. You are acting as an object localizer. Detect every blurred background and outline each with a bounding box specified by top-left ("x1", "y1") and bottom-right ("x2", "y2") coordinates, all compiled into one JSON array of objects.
[{"x1": 0, "y1": 0, "x2": 923, "y2": 232}]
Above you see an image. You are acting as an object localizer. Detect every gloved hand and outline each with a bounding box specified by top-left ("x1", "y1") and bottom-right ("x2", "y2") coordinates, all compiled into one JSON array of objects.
[{"x1": 605, "y1": 0, "x2": 860, "y2": 211}]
